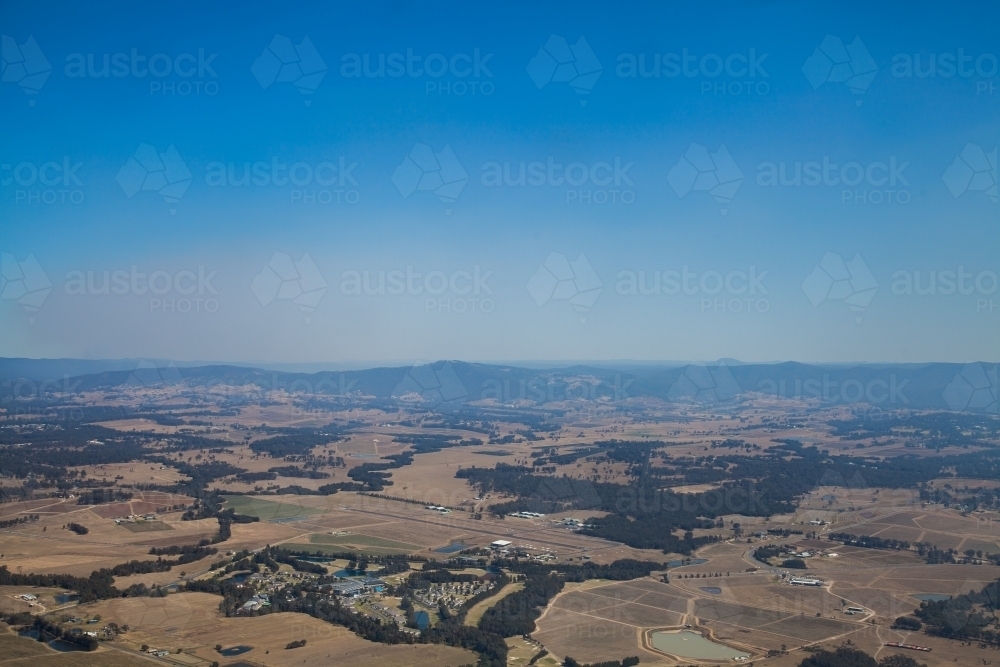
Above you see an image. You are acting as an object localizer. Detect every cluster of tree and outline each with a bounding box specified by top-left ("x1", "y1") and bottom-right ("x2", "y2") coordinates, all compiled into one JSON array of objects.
[
  {"x1": 916, "y1": 543, "x2": 957, "y2": 564},
  {"x1": 75, "y1": 489, "x2": 133, "y2": 505},
  {"x1": 0, "y1": 514, "x2": 39, "y2": 529},
  {"x1": 0, "y1": 424, "x2": 146, "y2": 480},
  {"x1": 285, "y1": 639, "x2": 307, "y2": 649},
  {"x1": 455, "y1": 438, "x2": 1000, "y2": 554},
  {"x1": 892, "y1": 616, "x2": 922, "y2": 630},
  {"x1": 28, "y1": 616, "x2": 99, "y2": 651},
  {"x1": 268, "y1": 547, "x2": 326, "y2": 574},
  {"x1": 768, "y1": 528, "x2": 803, "y2": 537},
  {"x1": 459, "y1": 464, "x2": 729, "y2": 554},
  {"x1": 533, "y1": 446, "x2": 604, "y2": 467},
  {"x1": 711, "y1": 438, "x2": 759, "y2": 452},
  {"x1": 67, "y1": 522, "x2": 89, "y2": 535},
  {"x1": 278, "y1": 592, "x2": 417, "y2": 644},
  {"x1": 562, "y1": 657, "x2": 639, "y2": 667},
  {"x1": 0, "y1": 564, "x2": 124, "y2": 602},
  {"x1": 781, "y1": 558, "x2": 807, "y2": 569},
  {"x1": 268, "y1": 465, "x2": 330, "y2": 479},
  {"x1": 419, "y1": 575, "x2": 513, "y2": 667},
  {"x1": 213, "y1": 508, "x2": 259, "y2": 543},
  {"x1": 249, "y1": 430, "x2": 345, "y2": 458},
  {"x1": 829, "y1": 533, "x2": 911, "y2": 550},
  {"x1": 148, "y1": 543, "x2": 218, "y2": 565},
  {"x1": 797, "y1": 646, "x2": 925, "y2": 667},
  {"x1": 914, "y1": 578, "x2": 1000, "y2": 643},
  {"x1": 831, "y1": 412, "x2": 999, "y2": 449},
  {"x1": 234, "y1": 471, "x2": 277, "y2": 483},
  {"x1": 529, "y1": 649, "x2": 549, "y2": 664}
]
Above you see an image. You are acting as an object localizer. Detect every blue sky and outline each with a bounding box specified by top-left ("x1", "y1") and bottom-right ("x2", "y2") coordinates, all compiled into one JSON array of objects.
[{"x1": 1, "y1": 0, "x2": 998, "y2": 364}]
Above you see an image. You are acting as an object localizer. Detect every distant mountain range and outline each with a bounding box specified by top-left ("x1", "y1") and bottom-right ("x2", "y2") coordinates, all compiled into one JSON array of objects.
[{"x1": 0, "y1": 358, "x2": 996, "y2": 413}]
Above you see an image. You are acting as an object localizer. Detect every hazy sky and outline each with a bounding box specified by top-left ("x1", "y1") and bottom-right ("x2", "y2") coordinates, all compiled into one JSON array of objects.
[{"x1": 2, "y1": 1, "x2": 998, "y2": 364}]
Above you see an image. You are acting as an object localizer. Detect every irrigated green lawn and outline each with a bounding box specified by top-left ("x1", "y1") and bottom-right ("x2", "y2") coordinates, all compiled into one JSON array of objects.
[{"x1": 220, "y1": 495, "x2": 320, "y2": 521}]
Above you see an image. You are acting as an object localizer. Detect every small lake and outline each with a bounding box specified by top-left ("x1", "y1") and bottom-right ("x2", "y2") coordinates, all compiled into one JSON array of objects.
[
  {"x1": 414, "y1": 611, "x2": 430, "y2": 630},
  {"x1": 667, "y1": 558, "x2": 707, "y2": 568},
  {"x1": 913, "y1": 593, "x2": 951, "y2": 602},
  {"x1": 434, "y1": 542, "x2": 468, "y2": 554},
  {"x1": 54, "y1": 594, "x2": 80, "y2": 604},
  {"x1": 229, "y1": 572, "x2": 250, "y2": 583},
  {"x1": 700, "y1": 586, "x2": 722, "y2": 594},
  {"x1": 219, "y1": 645, "x2": 253, "y2": 657},
  {"x1": 334, "y1": 568, "x2": 365, "y2": 578},
  {"x1": 651, "y1": 631, "x2": 749, "y2": 660}
]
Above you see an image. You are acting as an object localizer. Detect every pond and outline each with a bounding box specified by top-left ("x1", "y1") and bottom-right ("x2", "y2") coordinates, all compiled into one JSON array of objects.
[
  {"x1": 667, "y1": 558, "x2": 707, "y2": 568},
  {"x1": 333, "y1": 568, "x2": 365, "y2": 578},
  {"x1": 48, "y1": 639, "x2": 84, "y2": 652},
  {"x1": 700, "y1": 586, "x2": 722, "y2": 594},
  {"x1": 219, "y1": 645, "x2": 253, "y2": 657},
  {"x1": 54, "y1": 594, "x2": 80, "y2": 604},
  {"x1": 650, "y1": 631, "x2": 750, "y2": 661},
  {"x1": 913, "y1": 593, "x2": 951, "y2": 602},
  {"x1": 230, "y1": 572, "x2": 250, "y2": 583},
  {"x1": 414, "y1": 611, "x2": 430, "y2": 630},
  {"x1": 434, "y1": 542, "x2": 468, "y2": 554}
]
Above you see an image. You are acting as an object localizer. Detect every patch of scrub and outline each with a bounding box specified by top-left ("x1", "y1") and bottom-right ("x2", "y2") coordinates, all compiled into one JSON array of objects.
[{"x1": 913, "y1": 593, "x2": 950, "y2": 602}]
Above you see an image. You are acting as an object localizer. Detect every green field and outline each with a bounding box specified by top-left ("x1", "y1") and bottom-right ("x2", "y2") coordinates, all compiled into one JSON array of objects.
[
  {"x1": 221, "y1": 495, "x2": 320, "y2": 521},
  {"x1": 299, "y1": 533, "x2": 420, "y2": 556},
  {"x1": 117, "y1": 521, "x2": 172, "y2": 532}
]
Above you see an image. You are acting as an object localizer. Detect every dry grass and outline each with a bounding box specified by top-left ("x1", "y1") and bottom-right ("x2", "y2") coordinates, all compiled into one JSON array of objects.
[{"x1": 83, "y1": 593, "x2": 475, "y2": 667}]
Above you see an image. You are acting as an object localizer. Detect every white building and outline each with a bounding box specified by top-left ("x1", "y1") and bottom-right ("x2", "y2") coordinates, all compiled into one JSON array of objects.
[{"x1": 790, "y1": 577, "x2": 823, "y2": 586}]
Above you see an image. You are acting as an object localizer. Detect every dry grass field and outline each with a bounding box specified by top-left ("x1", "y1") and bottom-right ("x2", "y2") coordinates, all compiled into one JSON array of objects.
[
  {"x1": 82, "y1": 593, "x2": 475, "y2": 667},
  {"x1": 5, "y1": 394, "x2": 1000, "y2": 667},
  {"x1": 0, "y1": 626, "x2": 153, "y2": 667}
]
